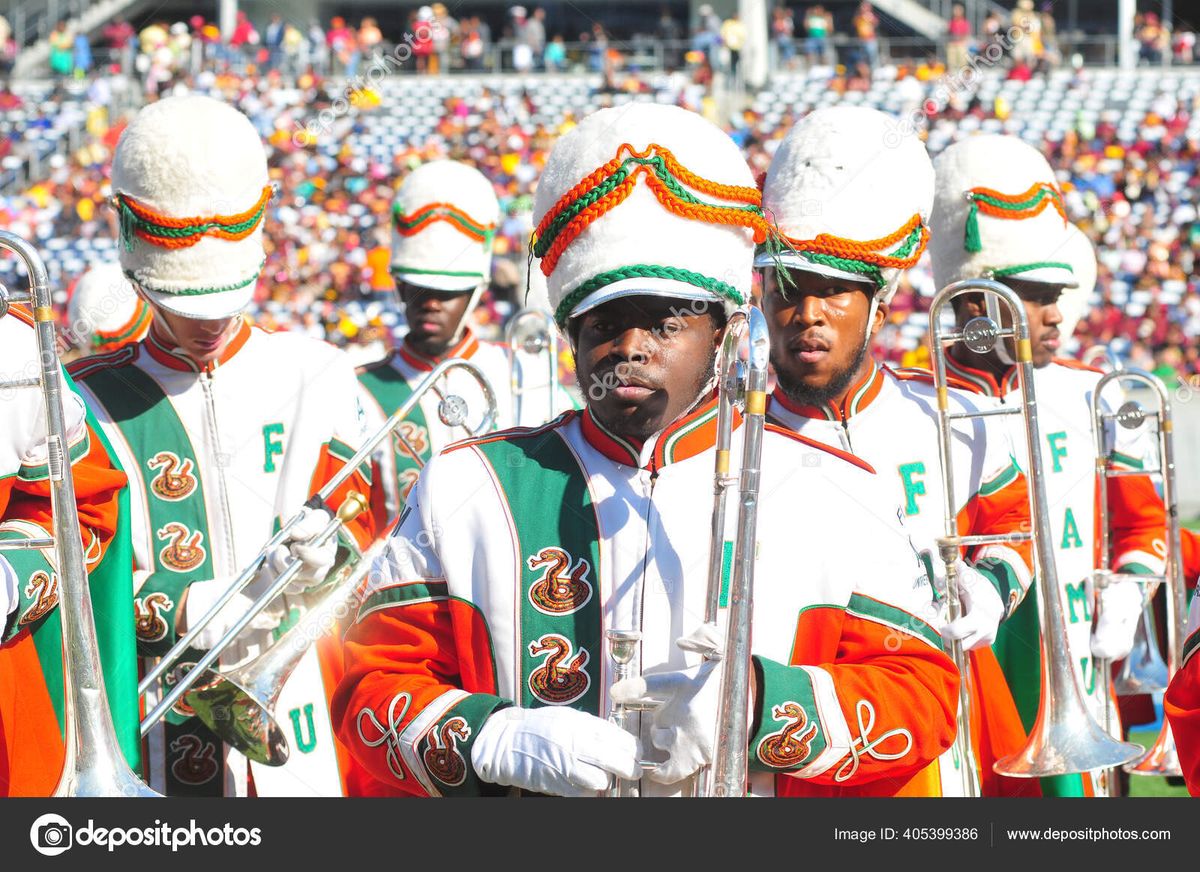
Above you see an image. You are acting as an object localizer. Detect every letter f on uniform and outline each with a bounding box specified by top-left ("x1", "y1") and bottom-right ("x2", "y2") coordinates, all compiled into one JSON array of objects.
[{"x1": 898, "y1": 462, "x2": 926, "y2": 516}]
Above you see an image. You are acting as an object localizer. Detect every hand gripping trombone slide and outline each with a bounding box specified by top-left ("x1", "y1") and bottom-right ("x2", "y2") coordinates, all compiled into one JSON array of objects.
[
  {"x1": 140, "y1": 357, "x2": 498, "y2": 736},
  {"x1": 928, "y1": 279, "x2": 1141, "y2": 783},
  {"x1": 1090, "y1": 368, "x2": 1187, "y2": 781},
  {"x1": 0, "y1": 230, "x2": 159, "y2": 796}
]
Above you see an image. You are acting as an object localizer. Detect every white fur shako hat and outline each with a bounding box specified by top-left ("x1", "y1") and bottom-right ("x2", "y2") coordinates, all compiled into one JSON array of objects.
[
  {"x1": 390, "y1": 160, "x2": 500, "y2": 292},
  {"x1": 1057, "y1": 224, "x2": 1096, "y2": 341},
  {"x1": 111, "y1": 95, "x2": 272, "y2": 320},
  {"x1": 67, "y1": 261, "x2": 151, "y2": 351},
  {"x1": 930, "y1": 134, "x2": 1077, "y2": 289},
  {"x1": 531, "y1": 104, "x2": 766, "y2": 328},
  {"x1": 756, "y1": 106, "x2": 934, "y2": 305}
]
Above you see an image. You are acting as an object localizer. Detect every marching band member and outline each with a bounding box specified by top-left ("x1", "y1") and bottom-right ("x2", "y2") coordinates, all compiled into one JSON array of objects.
[
  {"x1": 1, "y1": 303, "x2": 137, "y2": 796},
  {"x1": 929, "y1": 134, "x2": 1181, "y2": 795},
  {"x1": 358, "y1": 160, "x2": 575, "y2": 522},
  {"x1": 68, "y1": 95, "x2": 375, "y2": 797},
  {"x1": 758, "y1": 107, "x2": 1036, "y2": 796},
  {"x1": 65, "y1": 261, "x2": 152, "y2": 354},
  {"x1": 332, "y1": 104, "x2": 958, "y2": 798}
]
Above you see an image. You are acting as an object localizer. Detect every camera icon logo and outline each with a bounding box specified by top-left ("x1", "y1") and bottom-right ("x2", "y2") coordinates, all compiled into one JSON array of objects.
[{"x1": 29, "y1": 813, "x2": 73, "y2": 856}]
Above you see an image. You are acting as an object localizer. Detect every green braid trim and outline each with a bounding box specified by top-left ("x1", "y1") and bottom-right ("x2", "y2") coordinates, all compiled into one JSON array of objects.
[
  {"x1": 969, "y1": 188, "x2": 1063, "y2": 213},
  {"x1": 391, "y1": 266, "x2": 484, "y2": 279},
  {"x1": 123, "y1": 259, "x2": 266, "y2": 297},
  {"x1": 391, "y1": 203, "x2": 496, "y2": 242},
  {"x1": 533, "y1": 155, "x2": 762, "y2": 259},
  {"x1": 553, "y1": 265, "x2": 744, "y2": 327},
  {"x1": 118, "y1": 199, "x2": 268, "y2": 252},
  {"x1": 778, "y1": 222, "x2": 925, "y2": 291},
  {"x1": 990, "y1": 262, "x2": 1073, "y2": 279}
]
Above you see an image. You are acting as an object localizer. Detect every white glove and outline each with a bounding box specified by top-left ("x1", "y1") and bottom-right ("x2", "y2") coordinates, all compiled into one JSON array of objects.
[
  {"x1": 0, "y1": 555, "x2": 16, "y2": 620},
  {"x1": 264, "y1": 506, "x2": 337, "y2": 593},
  {"x1": 182, "y1": 574, "x2": 287, "y2": 651},
  {"x1": 938, "y1": 560, "x2": 1005, "y2": 652},
  {"x1": 470, "y1": 705, "x2": 641, "y2": 797},
  {"x1": 610, "y1": 623, "x2": 724, "y2": 785},
  {"x1": 1091, "y1": 579, "x2": 1146, "y2": 661}
]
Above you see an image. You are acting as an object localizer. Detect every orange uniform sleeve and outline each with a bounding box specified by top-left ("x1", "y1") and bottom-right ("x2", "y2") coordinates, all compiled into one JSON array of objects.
[
  {"x1": 752, "y1": 596, "x2": 958, "y2": 793},
  {"x1": 331, "y1": 581, "x2": 511, "y2": 797},
  {"x1": 2, "y1": 423, "x2": 126, "y2": 640},
  {"x1": 1164, "y1": 630, "x2": 1200, "y2": 796},
  {"x1": 958, "y1": 463, "x2": 1035, "y2": 619}
]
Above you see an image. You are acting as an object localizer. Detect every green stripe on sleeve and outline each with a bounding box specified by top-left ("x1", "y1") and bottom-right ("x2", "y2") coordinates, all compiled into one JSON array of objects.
[
  {"x1": 749, "y1": 656, "x2": 825, "y2": 773},
  {"x1": 978, "y1": 458, "x2": 1020, "y2": 497},
  {"x1": 417, "y1": 692, "x2": 512, "y2": 797},
  {"x1": 846, "y1": 592, "x2": 944, "y2": 651}
]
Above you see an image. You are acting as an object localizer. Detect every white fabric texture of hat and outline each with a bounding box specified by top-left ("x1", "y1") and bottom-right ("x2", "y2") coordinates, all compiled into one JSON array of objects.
[
  {"x1": 66, "y1": 261, "x2": 151, "y2": 350},
  {"x1": 930, "y1": 133, "x2": 1078, "y2": 290},
  {"x1": 390, "y1": 159, "x2": 500, "y2": 293},
  {"x1": 757, "y1": 105, "x2": 934, "y2": 306},
  {"x1": 1056, "y1": 223, "x2": 1096, "y2": 341},
  {"x1": 532, "y1": 103, "x2": 765, "y2": 328},
  {"x1": 111, "y1": 94, "x2": 272, "y2": 320}
]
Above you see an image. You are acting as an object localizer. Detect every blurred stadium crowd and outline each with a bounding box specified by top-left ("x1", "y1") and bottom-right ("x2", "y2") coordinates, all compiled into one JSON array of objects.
[{"x1": 0, "y1": 27, "x2": 1198, "y2": 386}]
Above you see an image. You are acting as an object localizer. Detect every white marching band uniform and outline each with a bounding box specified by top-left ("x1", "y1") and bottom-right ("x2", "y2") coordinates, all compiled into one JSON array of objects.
[{"x1": 68, "y1": 95, "x2": 376, "y2": 797}]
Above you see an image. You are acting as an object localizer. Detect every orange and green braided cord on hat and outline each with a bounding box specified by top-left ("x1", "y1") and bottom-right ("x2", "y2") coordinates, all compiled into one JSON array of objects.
[
  {"x1": 392, "y1": 201, "x2": 496, "y2": 243},
  {"x1": 116, "y1": 185, "x2": 273, "y2": 251},
  {"x1": 963, "y1": 182, "x2": 1066, "y2": 253},
  {"x1": 770, "y1": 213, "x2": 929, "y2": 290},
  {"x1": 531, "y1": 142, "x2": 769, "y2": 280}
]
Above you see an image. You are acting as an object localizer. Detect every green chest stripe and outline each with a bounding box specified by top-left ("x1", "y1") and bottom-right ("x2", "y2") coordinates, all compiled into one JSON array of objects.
[
  {"x1": 358, "y1": 362, "x2": 431, "y2": 504},
  {"x1": 80, "y1": 365, "x2": 214, "y2": 662},
  {"x1": 15, "y1": 381, "x2": 142, "y2": 772},
  {"x1": 474, "y1": 429, "x2": 603, "y2": 715}
]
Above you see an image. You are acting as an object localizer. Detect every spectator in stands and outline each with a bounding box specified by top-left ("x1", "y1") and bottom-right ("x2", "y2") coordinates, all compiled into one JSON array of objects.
[
  {"x1": 545, "y1": 35, "x2": 567, "y2": 72},
  {"x1": 693, "y1": 4, "x2": 722, "y2": 70},
  {"x1": 72, "y1": 29, "x2": 92, "y2": 79},
  {"x1": 1174, "y1": 28, "x2": 1196, "y2": 64},
  {"x1": 229, "y1": 10, "x2": 259, "y2": 57},
  {"x1": 49, "y1": 20, "x2": 74, "y2": 78},
  {"x1": 307, "y1": 19, "x2": 329, "y2": 74},
  {"x1": 525, "y1": 8, "x2": 547, "y2": 71},
  {"x1": 721, "y1": 13, "x2": 747, "y2": 82},
  {"x1": 412, "y1": 8, "x2": 436, "y2": 74},
  {"x1": 1009, "y1": 0, "x2": 1042, "y2": 68},
  {"x1": 804, "y1": 6, "x2": 830, "y2": 67},
  {"x1": 1138, "y1": 12, "x2": 1167, "y2": 66},
  {"x1": 103, "y1": 18, "x2": 135, "y2": 72},
  {"x1": 658, "y1": 8, "x2": 683, "y2": 69},
  {"x1": 0, "y1": 26, "x2": 15, "y2": 79},
  {"x1": 852, "y1": 2, "x2": 879, "y2": 71},
  {"x1": 326, "y1": 16, "x2": 356, "y2": 76},
  {"x1": 512, "y1": 7, "x2": 533, "y2": 73},
  {"x1": 772, "y1": 6, "x2": 797, "y2": 71},
  {"x1": 462, "y1": 18, "x2": 486, "y2": 70},
  {"x1": 359, "y1": 16, "x2": 383, "y2": 58},
  {"x1": 430, "y1": 6, "x2": 456, "y2": 74},
  {"x1": 587, "y1": 22, "x2": 609, "y2": 75},
  {"x1": 946, "y1": 4, "x2": 971, "y2": 71},
  {"x1": 265, "y1": 15, "x2": 285, "y2": 71}
]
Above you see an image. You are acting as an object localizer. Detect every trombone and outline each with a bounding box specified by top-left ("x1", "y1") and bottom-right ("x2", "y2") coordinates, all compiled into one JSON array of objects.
[
  {"x1": 703, "y1": 306, "x2": 770, "y2": 797},
  {"x1": 600, "y1": 307, "x2": 769, "y2": 798},
  {"x1": 928, "y1": 279, "x2": 1142, "y2": 781},
  {"x1": 505, "y1": 307, "x2": 559, "y2": 425},
  {"x1": 0, "y1": 230, "x2": 158, "y2": 796},
  {"x1": 1091, "y1": 368, "x2": 1187, "y2": 781},
  {"x1": 1082, "y1": 351, "x2": 1171, "y2": 697},
  {"x1": 139, "y1": 357, "x2": 498, "y2": 753}
]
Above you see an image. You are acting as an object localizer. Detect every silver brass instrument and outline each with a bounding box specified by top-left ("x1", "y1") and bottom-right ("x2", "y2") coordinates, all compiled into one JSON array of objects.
[
  {"x1": 140, "y1": 357, "x2": 499, "y2": 736},
  {"x1": 929, "y1": 279, "x2": 1142, "y2": 780},
  {"x1": 1091, "y1": 368, "x2": 1186, "y2": 780},
  {"x1": 0, "y1": 231, "x2": 158, "y2": 796},
  {"x1": 506, "y1": 307, "x2": 559, "y2": 425},
  {"x1": 605, "y1": 629, "x2": 647, "y2": 797},
  {"x1": 698, "y1": 306, "x2": 770, "y2": 798},
  {"x1": 1083, "y1": 352, "x2": 1171, "y2": 697},
  {"x1": 140, "y1": 357, "x2": 496, "y2": 762}
]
